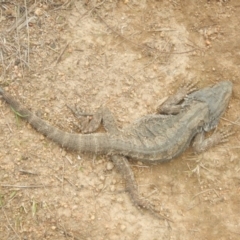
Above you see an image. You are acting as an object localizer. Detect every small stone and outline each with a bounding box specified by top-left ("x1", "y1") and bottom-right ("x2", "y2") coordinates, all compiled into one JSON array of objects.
[
  {"x1": 106, "y1": 162, "x2": 114, "y2": 171},
  {"x1": 98, "y1": 183, "x2": 104, "y2": 190},
  {"x1": 45, "y1": 108, "x2": 50, "y2": 114},
  {"x1": 99, "y1": 175, "x2": 105, "y2": 181},
  {"x1": 72, "y1": 205, "x2": 78, "y2": 210},
  {"x1": 61, "y1": 150, "x2": 67, "y2": 157},
  {"x1": 120, "y1": 225, "x2": 126, "y2": 231},
  {"x1": 206, "y1": 40, "x2": 211, "y2": 45},
  {"x1": 117, "y1": 197, "x2": 123, "y2": 203},
  {"x1": 110, "y1": 185, "x2": 115, "y2": 192},
  {"x1": 34, "y1": 8, "x2": 43, "y2": 16}
]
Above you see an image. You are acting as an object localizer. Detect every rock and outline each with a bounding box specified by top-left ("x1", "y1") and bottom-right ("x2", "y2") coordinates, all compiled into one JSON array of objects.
[{"x1": 106, "y1": 162, "x2": 114, "y2": 171}]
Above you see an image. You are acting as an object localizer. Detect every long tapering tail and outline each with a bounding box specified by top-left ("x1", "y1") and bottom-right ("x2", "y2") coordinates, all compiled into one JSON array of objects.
[{"x1": 0, "y1": 87, "x2": 108, "y2": 153}]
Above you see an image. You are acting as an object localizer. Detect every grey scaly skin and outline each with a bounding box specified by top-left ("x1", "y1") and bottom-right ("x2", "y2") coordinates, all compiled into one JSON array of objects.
[{"x1": 0, "y1": 81, "x2": 233, "y2": 220}]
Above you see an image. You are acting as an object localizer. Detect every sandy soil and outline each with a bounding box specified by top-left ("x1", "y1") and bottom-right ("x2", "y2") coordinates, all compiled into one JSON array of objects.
[{"x1": 0, "y1": 0, "x2": 240, "y2": 239}]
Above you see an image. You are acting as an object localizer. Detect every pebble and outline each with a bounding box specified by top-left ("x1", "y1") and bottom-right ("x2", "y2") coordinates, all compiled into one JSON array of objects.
[
  {"x1": 106, "y1": 162, "x2": 114, "y2": 171},
  {"x1": 110, "y1": 185, "x2": 115, "y2": 192},
  {"x1": 117, "y1": 197, "x2": 123, "y2": 203},
  {"x1": 98, "y1": 183, "x2": 104, "y2": 190},
  {"x1": 120, "y1": 225, "x2": 126, "y2": 231},
  {"x1": 34, "y1": 8, "x2": 43, "y2": 16},
  {"x1": 99, "y1": 175, "x2": 105, "y2": 181}
]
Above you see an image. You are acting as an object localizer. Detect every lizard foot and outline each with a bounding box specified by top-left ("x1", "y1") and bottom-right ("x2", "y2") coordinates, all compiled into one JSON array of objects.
[
  {"x1": 179, "y1": 81, "x2": 199, "y2": 96},
  {"x1": 127, "y1": 186, "x2": 173, "y2": 222},
  {"x1": 67, "y1": 105, "x2": 116, "y2": 134},
  {"x1": 66, "y1": 104, "x2": 94, "y2": 133},
  {"x1": 133, "y1": 196, "x2": 173, "y2": 222},
  {"x1": 217, "y1": 128, "x2": 234, "y2": 143}
]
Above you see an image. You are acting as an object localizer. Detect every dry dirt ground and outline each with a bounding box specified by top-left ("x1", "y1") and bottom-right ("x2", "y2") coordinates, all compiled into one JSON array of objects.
[{"x1": 0, "y1": 0, "x2": 240, "y2": 239}]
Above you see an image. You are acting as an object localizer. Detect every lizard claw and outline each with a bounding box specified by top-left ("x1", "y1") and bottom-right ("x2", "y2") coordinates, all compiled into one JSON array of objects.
[
  {"x1": 180, "y1": 81, "x2": 199, "y2": 96},
  {"x1": 218, "y1": 128, "x2": 234, "y2": 143},
  {"x1": 135, "y1": 198, "x2": 173, "y2": 222}
]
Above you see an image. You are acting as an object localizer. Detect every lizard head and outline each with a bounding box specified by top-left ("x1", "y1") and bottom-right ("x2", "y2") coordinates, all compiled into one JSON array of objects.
[{"x1": 187, "y1": 81, "x2": 232, "y2": 131}]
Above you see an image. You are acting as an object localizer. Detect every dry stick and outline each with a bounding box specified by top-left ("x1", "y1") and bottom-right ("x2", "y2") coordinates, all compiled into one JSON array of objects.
[
  {"x1": 93, "y1": 10, "x2": 195, "y2": 55},
  {"x1": 15, "y1": 7, "x2": 25, "y2": 77},
  {"x1": 75, "y1": 0, "x2": 107, "y2": 21},
  {"x1": 1, "y1": 207, "x2": 21, "y2": 239},
  {"x1": 213, "y1": 189, "x2": 220, "y2": 198},
  {"x1": 187, "y1": 38, "x2": 204, "y2": 50},
  {"x1": 65, "y1": 156, "x2": 73, "y2": 165},
  {"x1": 55, "y1": 42, "x2": 69, "y2": 65},
  {"x1": 24, "y1": 0, "x2": 30, "y2": 66},
  {"x1": 63, "y1": 177, "x2": 75, "y2": 187},
  {"x1": 147, "y1": 28, "x2": 177, "y2": 32},
  {"x1": 55, "y1": 175, "x2": 63, "y2": 183},
  {"x1": 192, "y1": 189, "x2": 215, "y2": 200},
  {"x1": 0, "y1": 50, "x2": 6, "y2": 76},
  {"x1": 7, "y1": 3, "x2": 37, "y2": 33},
  {"x1": 0, "y1": 109, "x2": 13, "y2": 132},
  {"x1": 62, "y1": 158, "x2": 65, "y2": 191},
  {"x1": 19, "y1": 169, "x2": 38, "y2": 175},
  {"x1": 0, "y1": 184, "x2": 48, "y2": 188},
  {"x1": 221, "y1": 117, "x2": 240, "y2": 127}
]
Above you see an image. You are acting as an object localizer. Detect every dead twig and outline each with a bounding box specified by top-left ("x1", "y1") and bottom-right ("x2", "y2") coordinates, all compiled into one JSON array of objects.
[
  {"x1": 221, "y1": 117, "x2": 240, "y2": 127},
  {"x1": 192, "y1": 189, "x2": 215, "y2": 200},
  {"x1": 94, "y1": 10, "x2": 195, "y2": 55},
  {"x1": 0, "y1": 184, "x2": 50, "y2": 188},
  {"x1": 19, "y1": 169, "x2": 39, "y2": 175},
  {"x1": 0, "y1": 109, "x2": 13, "y2": 132},
  {"x1": 55, "y1": 42, "x2": 69, "y2": 65},
  {"x1": 1, "y1": 206, "x2": 21, "y2": 239},
  {"x1": 7, "y1": 3, "x2": 37, "y2": 33},
  {"x1": 76, "y1": 0, "x2": 107, "y2": 21},
  {"x1": 24, "y1": 0, "x2": 30, "y2": 65}
]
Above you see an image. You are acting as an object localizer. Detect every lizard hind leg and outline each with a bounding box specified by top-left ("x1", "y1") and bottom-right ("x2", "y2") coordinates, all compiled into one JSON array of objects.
[
  {"x1": 68, "y1": 105, "x2": 169, "y2": 220},
  {"x1": 67, "y1": 105, "x2": 119, "y2": 134}
]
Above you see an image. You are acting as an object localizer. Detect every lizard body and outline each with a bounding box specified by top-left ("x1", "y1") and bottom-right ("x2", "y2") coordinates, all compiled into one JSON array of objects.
[
  {"x1": 0, "y1": 81, "x2": 232, "y2": 220},
  {"x1": 0, "y1": 81, "x2": 232, "y2": 161}
]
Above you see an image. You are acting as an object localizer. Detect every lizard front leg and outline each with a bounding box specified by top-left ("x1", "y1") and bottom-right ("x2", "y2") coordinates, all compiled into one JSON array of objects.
[
  {"x1": 193, "y1": 129, "x2": 232, "y2": 153},
  {"x1": 157, "y1": 81, "x2": 197, "y2": 114}
]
